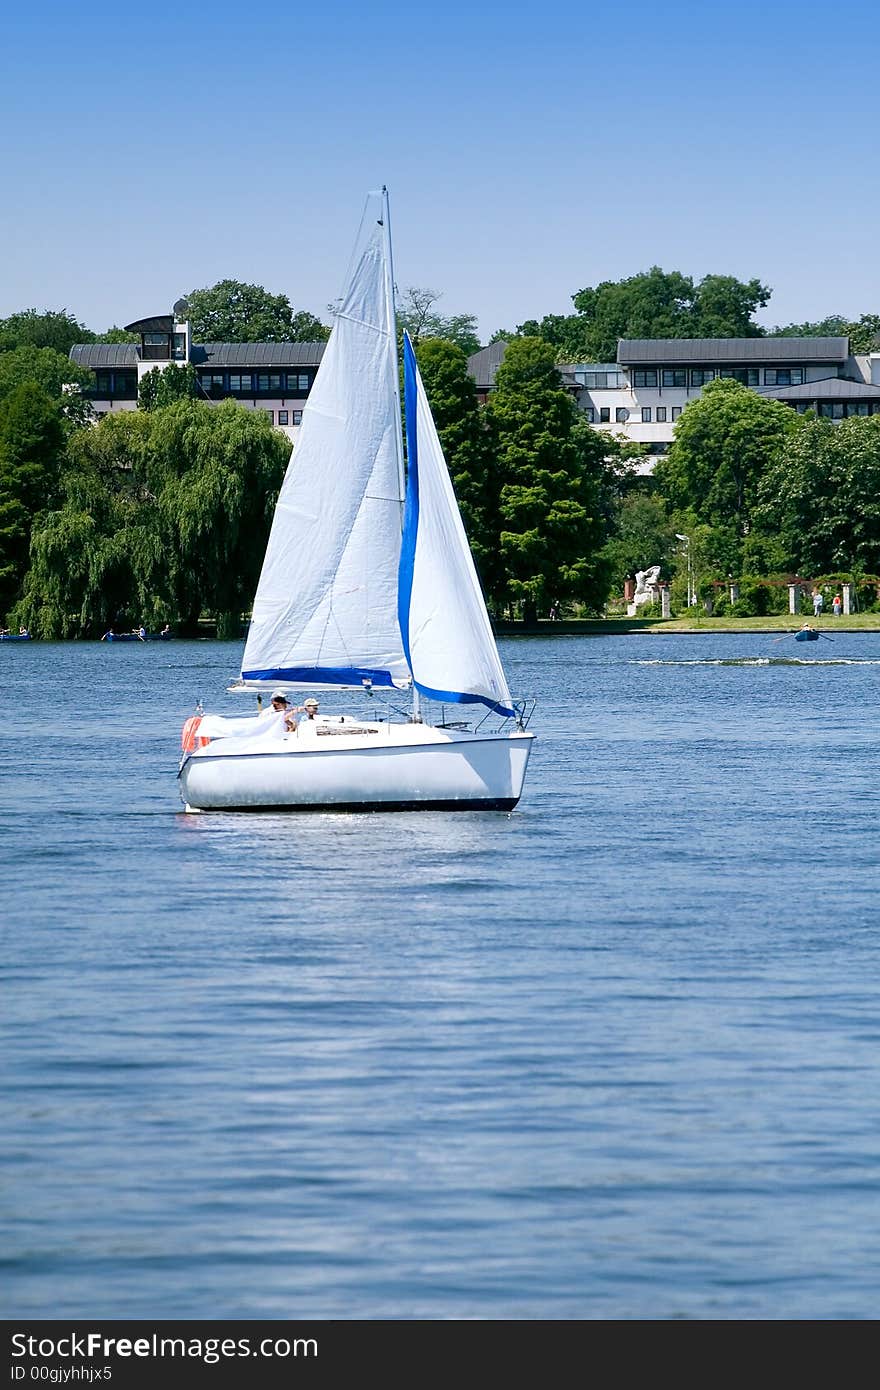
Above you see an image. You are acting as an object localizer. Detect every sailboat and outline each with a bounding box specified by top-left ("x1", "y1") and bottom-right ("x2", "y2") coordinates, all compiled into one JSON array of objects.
[{"x1": 178, "y1": 189, "x2": 534, "y2": 812}]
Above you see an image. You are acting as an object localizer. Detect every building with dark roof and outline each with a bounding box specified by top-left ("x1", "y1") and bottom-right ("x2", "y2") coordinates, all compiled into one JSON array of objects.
[
  {"x1": 70, "y1": 309, "x2": 327, "y2": 439},
  {"x1": 468, "y1": 335, "x2": 880, "y2": 465}
]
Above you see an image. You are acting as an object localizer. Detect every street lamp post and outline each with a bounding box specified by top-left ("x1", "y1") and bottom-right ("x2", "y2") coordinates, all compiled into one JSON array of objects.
[{"x1": 675, "y1": 533, "x2": 694, "y2": 607}]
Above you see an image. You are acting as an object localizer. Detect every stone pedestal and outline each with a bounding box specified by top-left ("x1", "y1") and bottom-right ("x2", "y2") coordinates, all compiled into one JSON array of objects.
[
  {"x1": 661, "y1": 587, "x2": 671, "y2": 619},
  {"x1": 842, "y1": 583, "x2": 853, "y2": 615},
  {"x1": 788, "y1": 584, "x2": 799, "y2": 614},
  {"x1": 729, "y1": 583, "x2": 739, "y2": 605}
]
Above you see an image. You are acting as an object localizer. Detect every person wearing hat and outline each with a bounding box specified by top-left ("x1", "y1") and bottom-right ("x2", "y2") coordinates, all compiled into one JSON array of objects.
[
  {"x1": 285, "y1": 696, "x2": 319, "y2": 731},
  {"x1": 263, "y1": 690, "x2": 290, "y2": 721}
]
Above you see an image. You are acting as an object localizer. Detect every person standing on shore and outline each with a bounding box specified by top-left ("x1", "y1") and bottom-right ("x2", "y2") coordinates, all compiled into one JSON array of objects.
[
  {"x1": 832, "y1": 594, "x2": 842, "y2": 616},
  {"x1": 812, "y1": 589, "x2": 824, "y2": 617}
]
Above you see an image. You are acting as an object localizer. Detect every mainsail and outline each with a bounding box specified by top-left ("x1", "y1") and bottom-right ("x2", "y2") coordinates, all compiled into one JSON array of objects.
[
  {"x1": 241, "y1": 202, "x2": 409, "y2": 690},
  {"x1": 398, "y1": 333, "x2": 515, "y2": 717},
  {"x1": 241, "y1": 193, "x2": 514, "y2": 718}
]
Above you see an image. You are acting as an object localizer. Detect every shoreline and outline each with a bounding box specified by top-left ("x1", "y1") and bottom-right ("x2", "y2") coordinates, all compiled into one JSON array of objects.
[{"x1": 493, "y1": 617, "x2": 880, "y2": 636}]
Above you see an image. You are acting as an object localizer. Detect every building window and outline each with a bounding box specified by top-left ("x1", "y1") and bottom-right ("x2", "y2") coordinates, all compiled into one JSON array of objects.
[
  {"x1": 641, "y1": 407, "x2": 652, "y2": 423},
  {"x1": 852, "y1": 402, "x2": 871, "y2": 416},
  {"x1": 229, "y1": 374, "x2": 253, "y2": 392},
  {"x1": 269, "y1": 374, "x2": 282, "y2": 391},
  {"x1": 263, "y1": 409, "x2": 274, "y2": 423},
  {"x1": 172, "y1": 333, "x2": 186, "y2": 360},
  {"x1": 764, "y1": 368, "x2": 804, "y2": 386},
  {"x1": 671, "y1": 406, "x2": 682, "y2": 421},
  {"x1": 661, "y1": 369, "x2": 687, "y2": 388},
  {"x1": 96, "y1": 373, "x2": 112, "y2": 394},
  {"x1": 656, "y1": 406, "x2": 667, "y2": 423},
  {"x1": 599, "y1": 407, "x2": 610, "y2": 423},
  {"x1": 278, "y1": 410, "x2": 289, "y2": 425},
  {"x1": 199, "y1": 373, "x2": 225, "y2": 395},
  {"x1": 690, "y1": 369, "x2": 715, "y2": 386},
  {"x1": 297, "y1": 373, "x2": 310, "y2": 391},
  {"x1": 632, "y1": 369, "x2": 658, "y2": 388},
  {"x1": 581, "y1": 370, "x2": 623, "y2": 389},
  {"x1": 257, "y1": 375, "x2": 269, "y2": 391},
  {"x1": 583, "y1": 407, "x2": 595, "y2": 423},
  {"x1": 616, "y1": 407, "x2": 629, "y2": 423},
  {"x1": 719, "y1": 368, "x2": 760, "y2": 386},
  {"x1": 115, "y1": 372, "x2": 136, "y2": 396},
  {"x1": 293, "y1": 410, "x2": 303, "y2": 425},
  {"x1": 142, "y1": 332, "x2": 170, "y2": 361}
]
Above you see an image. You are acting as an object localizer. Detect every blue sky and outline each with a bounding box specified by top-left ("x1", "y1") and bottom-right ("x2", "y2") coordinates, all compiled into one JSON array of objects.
[{"x1": 2, "y1": 0, "x2": 877, "y2": 342}]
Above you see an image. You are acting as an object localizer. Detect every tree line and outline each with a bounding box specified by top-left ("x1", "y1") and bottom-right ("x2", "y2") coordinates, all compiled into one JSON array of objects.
[{"x1": 1, "y1": 274, "x2": 878, "y2": 634}]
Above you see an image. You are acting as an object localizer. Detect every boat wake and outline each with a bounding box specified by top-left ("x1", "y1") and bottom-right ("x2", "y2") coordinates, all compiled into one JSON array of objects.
[{"x1": 633, "y1": 657, "x2": 880, "y2": 667}]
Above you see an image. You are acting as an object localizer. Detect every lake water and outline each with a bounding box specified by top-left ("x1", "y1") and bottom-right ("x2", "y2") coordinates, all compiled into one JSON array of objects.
[{"x1": 3, "y1": 632, "x2": 880, "y2": 1320}]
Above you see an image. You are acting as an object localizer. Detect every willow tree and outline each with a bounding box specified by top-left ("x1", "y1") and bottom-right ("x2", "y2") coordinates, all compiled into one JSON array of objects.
[
  {"x1": 147, "y1": 399, "x2": 289, "y2": 636},
  {"x1": 15, "y1": 410, "x2": 162, "y2": 637},
  {"x1": 483, "y1": 336, "x2": 610, "y2": 619},
  {"x1": 18, "y1": 400, "x2": 290, "y2": 637}
]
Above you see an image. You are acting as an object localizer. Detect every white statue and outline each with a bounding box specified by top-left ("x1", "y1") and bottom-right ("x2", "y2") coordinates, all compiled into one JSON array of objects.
[{"x1": 628, "y1": 565, "x2": 661, "y2": 615}]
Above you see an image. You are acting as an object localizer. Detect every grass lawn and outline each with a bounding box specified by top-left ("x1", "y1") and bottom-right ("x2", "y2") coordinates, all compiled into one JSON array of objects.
[{"x1": 631, "y1": 614, "x2": 880, "y2": 633}]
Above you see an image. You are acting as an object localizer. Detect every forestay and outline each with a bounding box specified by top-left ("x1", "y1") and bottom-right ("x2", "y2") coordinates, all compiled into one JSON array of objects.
[
  {"x1": 241, "y1": 204, "x2": 409, "y2": 691},
  {"x1": 398, "y1": 333, "x2": 515, "y2": 718}
]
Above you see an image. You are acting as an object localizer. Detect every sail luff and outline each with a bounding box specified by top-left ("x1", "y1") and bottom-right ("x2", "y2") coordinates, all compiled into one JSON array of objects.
[
  {"x1": 380, "y1": 186, "x2": 407, "y2": 520},
  {"x1": 399, "y1": 333, "x2": 515, "y2": 718}
]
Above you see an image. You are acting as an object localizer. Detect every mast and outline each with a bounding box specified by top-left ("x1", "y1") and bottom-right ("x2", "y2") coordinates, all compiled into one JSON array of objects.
[
  {"x1": 381, "y1": 186, "x2": 422, "y2": 721},
  {"x1": 380, "y1": 186, "x2": 406, "y2": 514}
]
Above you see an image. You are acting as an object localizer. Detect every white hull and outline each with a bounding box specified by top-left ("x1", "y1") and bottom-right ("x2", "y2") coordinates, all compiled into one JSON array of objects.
[{"x1": 179, "y1": 720, "x2": 534, "y2": 812}]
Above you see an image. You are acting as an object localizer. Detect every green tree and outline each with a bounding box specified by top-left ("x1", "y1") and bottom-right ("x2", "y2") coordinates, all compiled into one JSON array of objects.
[
  {"x1": 754, "y1": 415, "x2": 880, "y2": 574},
  {"x1": 96, "y1": 326, "x2": 140, "y2": 344},
  {"x1": 185, "y1": 279, "x2": 329, "y2": 342},
  {"x1": 692, "y1": 274, "x2": 772, "y2": 337},
  {"x1": 15, "y1": 410, "x2": 160, "y2": 637},
  {"x1": 514, "y1": 313, "x2": 594, "y2": 361},
  {"x1": 484, "y1": 337, "x2": 611, "y2": 618},
  {"x1": 0, "y1": 345, "x2": 92, "y2": 422},
  {"x1": 600, "y1": 490, "x2": 678, "y2": 592},
  {"x1": 289, "y1": 310, "x2": 331, "y2": 341},
  {"x1": 766, "y1": 312, "x2": 879, "y2": 354},
  {"x1": 149, "y1": 400, "x2": 290, "y2": 635},
  {"x1": 397, "y1": 288, "x2": 480, "y2": 355},
  {"x1": 139, "y1": 362, "x2": 199, "y2": 410},
  {"x1": 767, "y1": 314, "x2": 851, "y2": 338},
  {"x1": 515, "y1": 269, "x2": 771, "y2": 363},
  {"x1": 0, "y1": 384, "x2": 66, "y2": 617},
  {"x1": 653, "y1": 377, "x2": 797, "y2": 538},
  {"x1": 846, "y1": 314, "x2": 880, "y2": 354},
  {"x1": 0, "y1": 309, "x2": 95, "y2": 356},
  {"x1": 414, "y1": 337, "x2": 501, "y2": 594},
  {"x1": 18, "y1": 400, "x2": 290, "y2": 638}
]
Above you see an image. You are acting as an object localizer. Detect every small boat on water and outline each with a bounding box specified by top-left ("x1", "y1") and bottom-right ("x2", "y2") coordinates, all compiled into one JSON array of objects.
[
  {"x1": 178, "y1": 188, "x2": 535, "y2": 813},
  {"x1": 101, "y1": 629, "x2": 172, "y2": 642},
  {"x1": 0, "y1": 631, "x2": 31, "y2": 642},
  {"x1": 794, "y1": 626, "x2": 820, "y2": 642}
]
